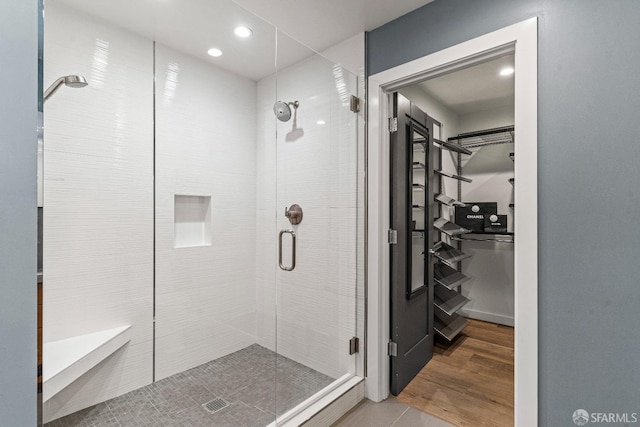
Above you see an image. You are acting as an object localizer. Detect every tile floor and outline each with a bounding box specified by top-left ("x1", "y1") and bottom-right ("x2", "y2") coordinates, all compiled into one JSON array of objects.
[
  {"x1": 332, "y1": 398, "x2": 453, "y2": 427},
  {"x1": 45, "y1": 344, "x2": 334, "y2": 427}
]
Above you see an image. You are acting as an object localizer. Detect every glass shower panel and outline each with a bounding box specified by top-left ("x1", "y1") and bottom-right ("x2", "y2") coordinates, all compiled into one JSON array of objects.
[{"x1": 274, "y1": 30, "x2": 359, "y2": 418}]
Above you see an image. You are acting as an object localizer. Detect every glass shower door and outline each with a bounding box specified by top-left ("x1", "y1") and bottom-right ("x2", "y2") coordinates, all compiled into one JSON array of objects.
[{"x1": 273, "y1": 30, "x2": 360, "y2": 418}]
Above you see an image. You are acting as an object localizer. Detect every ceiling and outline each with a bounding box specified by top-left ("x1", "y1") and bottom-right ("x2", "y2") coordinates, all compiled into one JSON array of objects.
[
  {"x1": 53, "y1": 0, "x2": 434, "y2": 81},
  {"x1": 416, "y1": 54, "x2": 515, "y2": 116},
  {"x1": 233, "y1": 0, "x2": 435, "y2": 52}
]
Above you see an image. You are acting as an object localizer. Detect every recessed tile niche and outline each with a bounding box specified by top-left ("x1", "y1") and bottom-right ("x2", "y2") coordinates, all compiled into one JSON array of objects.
[{"x1": 174, "y1": 195, "x2": 212, "y2": 248}]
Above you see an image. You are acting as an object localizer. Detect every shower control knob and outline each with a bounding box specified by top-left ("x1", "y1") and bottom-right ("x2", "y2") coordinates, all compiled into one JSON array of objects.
[{"x1": 284, "y1": 204, "x2": 303, "y2": 225}]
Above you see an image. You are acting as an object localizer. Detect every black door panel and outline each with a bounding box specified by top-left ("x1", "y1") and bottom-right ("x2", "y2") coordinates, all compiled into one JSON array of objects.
[{"x1": 389, "y1": 93, "x2": 435, "y2": 395}]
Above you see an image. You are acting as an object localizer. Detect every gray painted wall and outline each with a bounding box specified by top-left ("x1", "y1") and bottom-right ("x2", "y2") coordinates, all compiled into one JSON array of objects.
[
  {"x1": 0, "y1": 0, "x2": 38, "y2": 425},
  {"x1": 368, "y1": 0, "x2": 640, "y2": 425}
]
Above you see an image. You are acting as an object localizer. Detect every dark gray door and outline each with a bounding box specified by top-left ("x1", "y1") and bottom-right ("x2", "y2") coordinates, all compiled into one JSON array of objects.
[{"x1": 389, "y1": 92, "x2": 434, "y2": 395}]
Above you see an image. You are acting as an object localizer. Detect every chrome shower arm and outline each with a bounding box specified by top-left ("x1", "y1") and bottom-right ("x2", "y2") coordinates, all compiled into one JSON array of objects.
[{"x1": 43, "y1": 77, "x2": 66, "y2": 102}]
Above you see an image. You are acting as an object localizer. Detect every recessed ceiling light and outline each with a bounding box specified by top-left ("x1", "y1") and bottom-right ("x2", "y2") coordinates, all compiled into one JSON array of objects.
[
  {"x1": 499, "y1": 67, "x2": 515, "y2": 76},
  {"x1": 234, "y1": 26, "x2": 253, "y2": 38},
  {"x1": 316, "y1": 120, "x2": 326, "y2": 125},
  {"x1": 207, "y1": 48, "x2": 222, "y2": 57}
]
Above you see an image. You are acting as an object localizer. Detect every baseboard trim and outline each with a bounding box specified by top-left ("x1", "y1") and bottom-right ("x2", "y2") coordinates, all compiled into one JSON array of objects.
[{"x1": 459, "y1": 308, "x2": 514, "y2": 327}]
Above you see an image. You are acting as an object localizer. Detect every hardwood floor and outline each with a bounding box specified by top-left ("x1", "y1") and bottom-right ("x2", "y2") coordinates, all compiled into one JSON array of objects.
[{"x1": 397, "y1": 319, "x2": 514, "y2": 427}]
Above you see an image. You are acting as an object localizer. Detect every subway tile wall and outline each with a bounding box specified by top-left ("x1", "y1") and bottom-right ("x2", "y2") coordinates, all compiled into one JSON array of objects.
[
  {"x1": 154, "y1": 43, "x2": 260, "y2": 380},
  {"x1": 42, "y1": 3, "x2": 154, "y2": 422}
]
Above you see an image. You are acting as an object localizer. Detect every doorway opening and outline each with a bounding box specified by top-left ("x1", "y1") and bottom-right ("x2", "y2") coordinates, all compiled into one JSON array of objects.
[
  {"x1": 366, "y1": 17, "x2": 537, "y2": 427},
  {"x1": 391, "y1": 51, "x2": 516, "y2": 426}
]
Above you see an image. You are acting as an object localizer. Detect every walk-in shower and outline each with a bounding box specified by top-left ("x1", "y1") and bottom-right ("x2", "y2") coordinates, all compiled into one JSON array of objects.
[
  {"x1": 43, "y1": 75, "x2": 87, "y2": 102},
  {"x1": 40, "y1": 0, "x2": 362, "y2": 425}
]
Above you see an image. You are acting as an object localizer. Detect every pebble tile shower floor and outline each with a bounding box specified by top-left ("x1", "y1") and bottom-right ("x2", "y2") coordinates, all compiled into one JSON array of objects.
[{"x1": 45, "y1": 344, "x2": 334, "y2": 427}]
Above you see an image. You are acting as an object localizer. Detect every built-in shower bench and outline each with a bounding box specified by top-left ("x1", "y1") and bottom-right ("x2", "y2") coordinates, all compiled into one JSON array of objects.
[{"x1": 42, "y1": 325, "x2": 131, "y2": 402}]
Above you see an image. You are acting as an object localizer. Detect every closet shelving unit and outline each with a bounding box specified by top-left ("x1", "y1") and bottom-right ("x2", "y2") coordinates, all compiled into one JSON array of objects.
[
  {"x1": 432, "y1": 126, "x2": 515, "y2": 341},
  {"x1": 448, "y1": 126, "x2": 515, "y2": 243},
  {"x1": 432, "y1": 137, "x2": 473, "y2": 341}
]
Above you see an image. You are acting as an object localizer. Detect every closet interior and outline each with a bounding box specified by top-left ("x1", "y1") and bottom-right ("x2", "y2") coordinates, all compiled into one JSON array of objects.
[
  {"x1": 394, "y1": 52, "x2": 516, "y2": 424},
  {"x1": 401, "y1": 53, "x2": 516, "y2": 340},
  {"x1": 434, "y1": 124, "x2": 515, "y2": 340}
]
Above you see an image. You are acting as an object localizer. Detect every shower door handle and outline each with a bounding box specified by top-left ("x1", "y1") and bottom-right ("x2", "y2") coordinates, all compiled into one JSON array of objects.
[{"x1": 278, "y1": 229, "x2": 296, "y2": 271}]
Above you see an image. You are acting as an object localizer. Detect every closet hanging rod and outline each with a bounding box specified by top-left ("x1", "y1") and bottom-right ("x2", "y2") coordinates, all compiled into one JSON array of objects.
[
  {"x1": 448, "y1": 125, "x2": 514, "y2": 148},
  {"x1": 451, "y1": 125, "x2": 514, "y2": 139}
]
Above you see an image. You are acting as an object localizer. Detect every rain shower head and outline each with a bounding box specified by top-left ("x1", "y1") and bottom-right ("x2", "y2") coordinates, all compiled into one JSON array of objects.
[
  {"x1": 44, "y1": 75, "x2": 88, "y2": 102},
  {"x1": 273, "y1": 100, "x2": 299, "y2": 122}
]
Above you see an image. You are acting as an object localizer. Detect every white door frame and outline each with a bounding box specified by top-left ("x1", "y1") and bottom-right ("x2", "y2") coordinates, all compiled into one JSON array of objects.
[{"x1": 366, "y1": 17, "x2": 538, "y2": 427}]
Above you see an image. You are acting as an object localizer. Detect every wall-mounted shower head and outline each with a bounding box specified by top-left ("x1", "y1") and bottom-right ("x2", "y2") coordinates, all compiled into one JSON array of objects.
[
  {"x1": 273, "y1": 100, "x2": 299, "y2": 122},
  {"x1": 44, "y1": 75, "x2": 88, "y2": 102}
]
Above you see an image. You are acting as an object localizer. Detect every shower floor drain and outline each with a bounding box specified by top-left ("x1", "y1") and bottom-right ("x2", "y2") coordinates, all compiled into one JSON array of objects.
[{"x1": 202, "y1": 397, "x2": 230, "y2": 414}]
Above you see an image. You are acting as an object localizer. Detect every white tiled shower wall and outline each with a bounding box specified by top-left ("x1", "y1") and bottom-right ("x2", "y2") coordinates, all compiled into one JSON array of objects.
[
  {"x1": 43, "y1": 3, "x2": 154, "y2": 421},
  {"x1": 43, "y1": 3, "x2": 362, "y2": 421},
  {"x1": 154, "y1": 43, "x2": 259, "y2": 380}
]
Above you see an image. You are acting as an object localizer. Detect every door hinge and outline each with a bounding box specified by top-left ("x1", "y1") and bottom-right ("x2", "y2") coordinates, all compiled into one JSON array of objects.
[
  {"x1": 389, "y1": 117, "x2": 398, "y2": 133},
  {"x1": 349, "y1": 336, "x2": 360, "y2": 355},
  {"x1": 388, "y1": 229, "x2": 398, "y2": 244},
  {"x1": 388, "y1": 341, "x2": 398, "y2": 357},
  {"x1": 350, "y1": 95, "x2": 361, "y2": 113}
]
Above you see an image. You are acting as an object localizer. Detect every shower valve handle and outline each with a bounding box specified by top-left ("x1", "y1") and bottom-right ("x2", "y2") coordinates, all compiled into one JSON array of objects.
[{"x1": 284, "y1": 204, "x2": 303, "y2": 225}]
